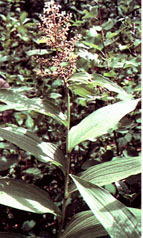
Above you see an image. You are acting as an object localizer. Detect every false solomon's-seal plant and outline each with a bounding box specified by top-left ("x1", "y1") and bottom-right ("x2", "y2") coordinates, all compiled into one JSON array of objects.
[{"x1": 0, "y1": 1, "x2": 141, "y2": 237}]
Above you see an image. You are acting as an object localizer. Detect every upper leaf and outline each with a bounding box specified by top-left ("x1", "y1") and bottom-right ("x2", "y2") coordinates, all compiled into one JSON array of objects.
[
  {"x1": 0, "y1": 178, "x2": 60, "y2": 215},
  {"x1": 68, "y1": 99, "x2": 140, "y2": 151},
  {"x1": 93, "y1": 74, "x2": 133, "y2": 100},
  {"x1": 0, "y1": 89, "x2": 67, "y2": 126},
  {"x1": 69, "y1": 72, "x2": 132, "y2": 100},
  {"x1": 70, "y1": 175, "x2": 141, "y2": 238},
  {"x1": 70, "y1": 156, "x2": 141, "y2": 193},
  {"x1": 0, "y1": 126, "x2": 65, "y2": 172}
]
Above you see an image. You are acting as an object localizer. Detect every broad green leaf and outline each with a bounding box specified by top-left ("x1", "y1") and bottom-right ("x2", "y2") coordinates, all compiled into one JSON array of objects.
[
  {"x1": 69, "y1": 83, "x2": 95, "y2": 98},
  {"x1": 0, "y1": 233, "x2": 24, "y2": 238},
  {"x1": 62, "y1": 210, "x2": 107, "y2": 238},
  {"x1": 0, "y1": 126, "x2": 65, "y2": 172},
  {"x1": 68, "y1": 99, "x2": 140, "y2": 151},
  {"x1": 70, "y1": 156, "x2": 141, "y2": 193},
  {"x1": 69, "y1": 72, "x2": 133, "y2": 99},
  {"x1": 62, "y1": 208, "x2": 141, "y2": 238},
  {"x1": 0, "y1": 89, "x2": 67, "y2": 126},
  {"x1": 93, "y1": 74, "x2": 133, "y2": 100},
  {"x1": 70, "y1": 175, "x2": 141, "y2": 238},
  {"x1": 69, "y1": 72, "x2": 92, "y2": 83},
  {"x1": 0, "y1": 178, "x2": 60, "y2": 215}
]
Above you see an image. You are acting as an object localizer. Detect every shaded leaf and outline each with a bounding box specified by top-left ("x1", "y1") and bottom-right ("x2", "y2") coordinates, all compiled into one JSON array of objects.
[
  {"x1": 0, "y1": 89, "x2": 67, "y2": 126},
  {"x1": 68, "y1": 99, "x2": 140, "y2": 151},
  {"x1": 93, "y1": 74, "x2": 133, "y2": 100},
  {"x1": 0, "y1": 156, "x2": 18, "y2": 171},
  {"x1": 70, "y1": 157, "x2": 141, "y2": 193},
  {"x1": 70, "y1": 175, "x2": 140, "y2": 238},
  {"x1": 22, "y1": 220, "x2": 36, "y2": 231},
  {"x1": 0, "y1": 233, "x2": 25, "y2": 238},
  {"x1": 0, "y1": 126, "x2": 65, "y2": 172},
  {"x1": 0, "y1": 178, "x2": 60, "y2": 215}
]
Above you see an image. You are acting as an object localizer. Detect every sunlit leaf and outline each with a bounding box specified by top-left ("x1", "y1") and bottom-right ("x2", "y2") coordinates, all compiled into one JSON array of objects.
[
  {"x1": 82, "y1": 41, "x2": 103, "y2": 51},
  {"x1": 68, "y1": 99, "x2": 140, "y2": 151},
  {"x1": 69, "y1": 83, "x2": 95, "y2": 98},
  {"x1": 0, "y1": 89, "x2": 67, "y2": 126},
  {"x1": 0, "y1": 178, "x2": 60, "y2": 215},
  {"x1": 62, "y1": 207, "x2": 141, "y2": 238},
  {"x1": 20, "y1": 11, "x2": 28, "y2": 24},
  {"x1": 69, "y1": 72, "x2": 133, "y2": 99},
  {"x1": 70, "y1": 156, "x2": 141, "y2": 193},
  {"x1": 70, "y1": 175, "x2": 141, "y2": 238},
  {"x1": 69, "y1": 72, "x2": 92, "y2": 83},
  {"x1": 62, "y1": 210, "x2": 106, "y2": 238},
  {"x1": 0, "y1": 126, "x2": 65, "y2": 172}
]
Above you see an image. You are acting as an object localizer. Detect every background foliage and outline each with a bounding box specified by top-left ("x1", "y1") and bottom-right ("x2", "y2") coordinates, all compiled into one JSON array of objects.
[{"x1": 0, "y1": 0, "x2": 141, "y2": 237}]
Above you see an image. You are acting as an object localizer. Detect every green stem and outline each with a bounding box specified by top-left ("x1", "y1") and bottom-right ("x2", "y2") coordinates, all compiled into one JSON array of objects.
[{"x1": 58, "y1": 83, "x2": 71, "y2": 237}]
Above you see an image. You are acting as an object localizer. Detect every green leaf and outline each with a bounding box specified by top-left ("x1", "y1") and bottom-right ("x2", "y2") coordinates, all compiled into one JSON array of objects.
[
  {"x1": 0, "y1": 178, "x2": 60, "y2": 215},
  {"x1": 69, "y1": 72, "x2": 133, "y2": 99},
  {"x1": 68, "y1": 99, "x2": 140, "y2": 151},
  {"x1": 62, "y1": 208, "x2": 141, "y2": 238},
  {"x1": 62, "y1": 210, "x2": 107, "y2": 238},
  {"x1": 81, "y1": 156, "x2": 141, "y2": 186},
  {"x1": 69, "y1": 72, "x2": 92, "y2": 83},
  {"x1": 0, "y1": 126, "x2": 65, "y2": 172},
  {"x1": 0, "y1": 156, "x2": 18, "y2": 171},
  {"x1": 70, "y1": 175, "x2": 141, "y2": 238},
  {"x1": 68, "y1": 72, "x2": 95, "y2": 98},
  {"x1": 20, "y1": 11, "x2": 28, "y2": 24},
  {"x1": 0, "y1": 233, "x2": 24, "y2": 238},
  {"x1": 82, "y1": 41, "x2": 103, "y2": 51},
  {"x1": 70, "y1": 156, "x2": 141, "y2": 193},
  {"x1": 102, "y1": 19, "x2": 115, "y2": 30},
  {"x1": 22, "y1": 220, "x2": 36, "y2": 231},
  {"x1": 0, "y1": 56, "x2": 10, "y2": 62},
  {"x1": 0, "y1": 89, "x2": 67, "y2": 126},
  {"x1": 93, "y1": 74, "x2": 133, "y2": 100},
  {"x1": 82, "y1": 7, "x2": 98, "y2": 19},
  {"x1": 69, "y1": 83, "x2": 95, "y2": 98}
]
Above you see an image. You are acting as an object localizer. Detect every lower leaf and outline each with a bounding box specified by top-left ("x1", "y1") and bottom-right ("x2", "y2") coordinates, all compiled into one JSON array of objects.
[
  {"x1": 62, "y1": 207, "x2": 141, "y2": 238},
  {"x1": 70, "y1": 175, "x2": 140, "y2": 238}
]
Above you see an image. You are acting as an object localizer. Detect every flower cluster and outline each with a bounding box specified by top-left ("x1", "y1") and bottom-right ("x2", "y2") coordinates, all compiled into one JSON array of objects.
[{"x1": 35, "y1": 0, "x2": 79, "y2": 82}]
